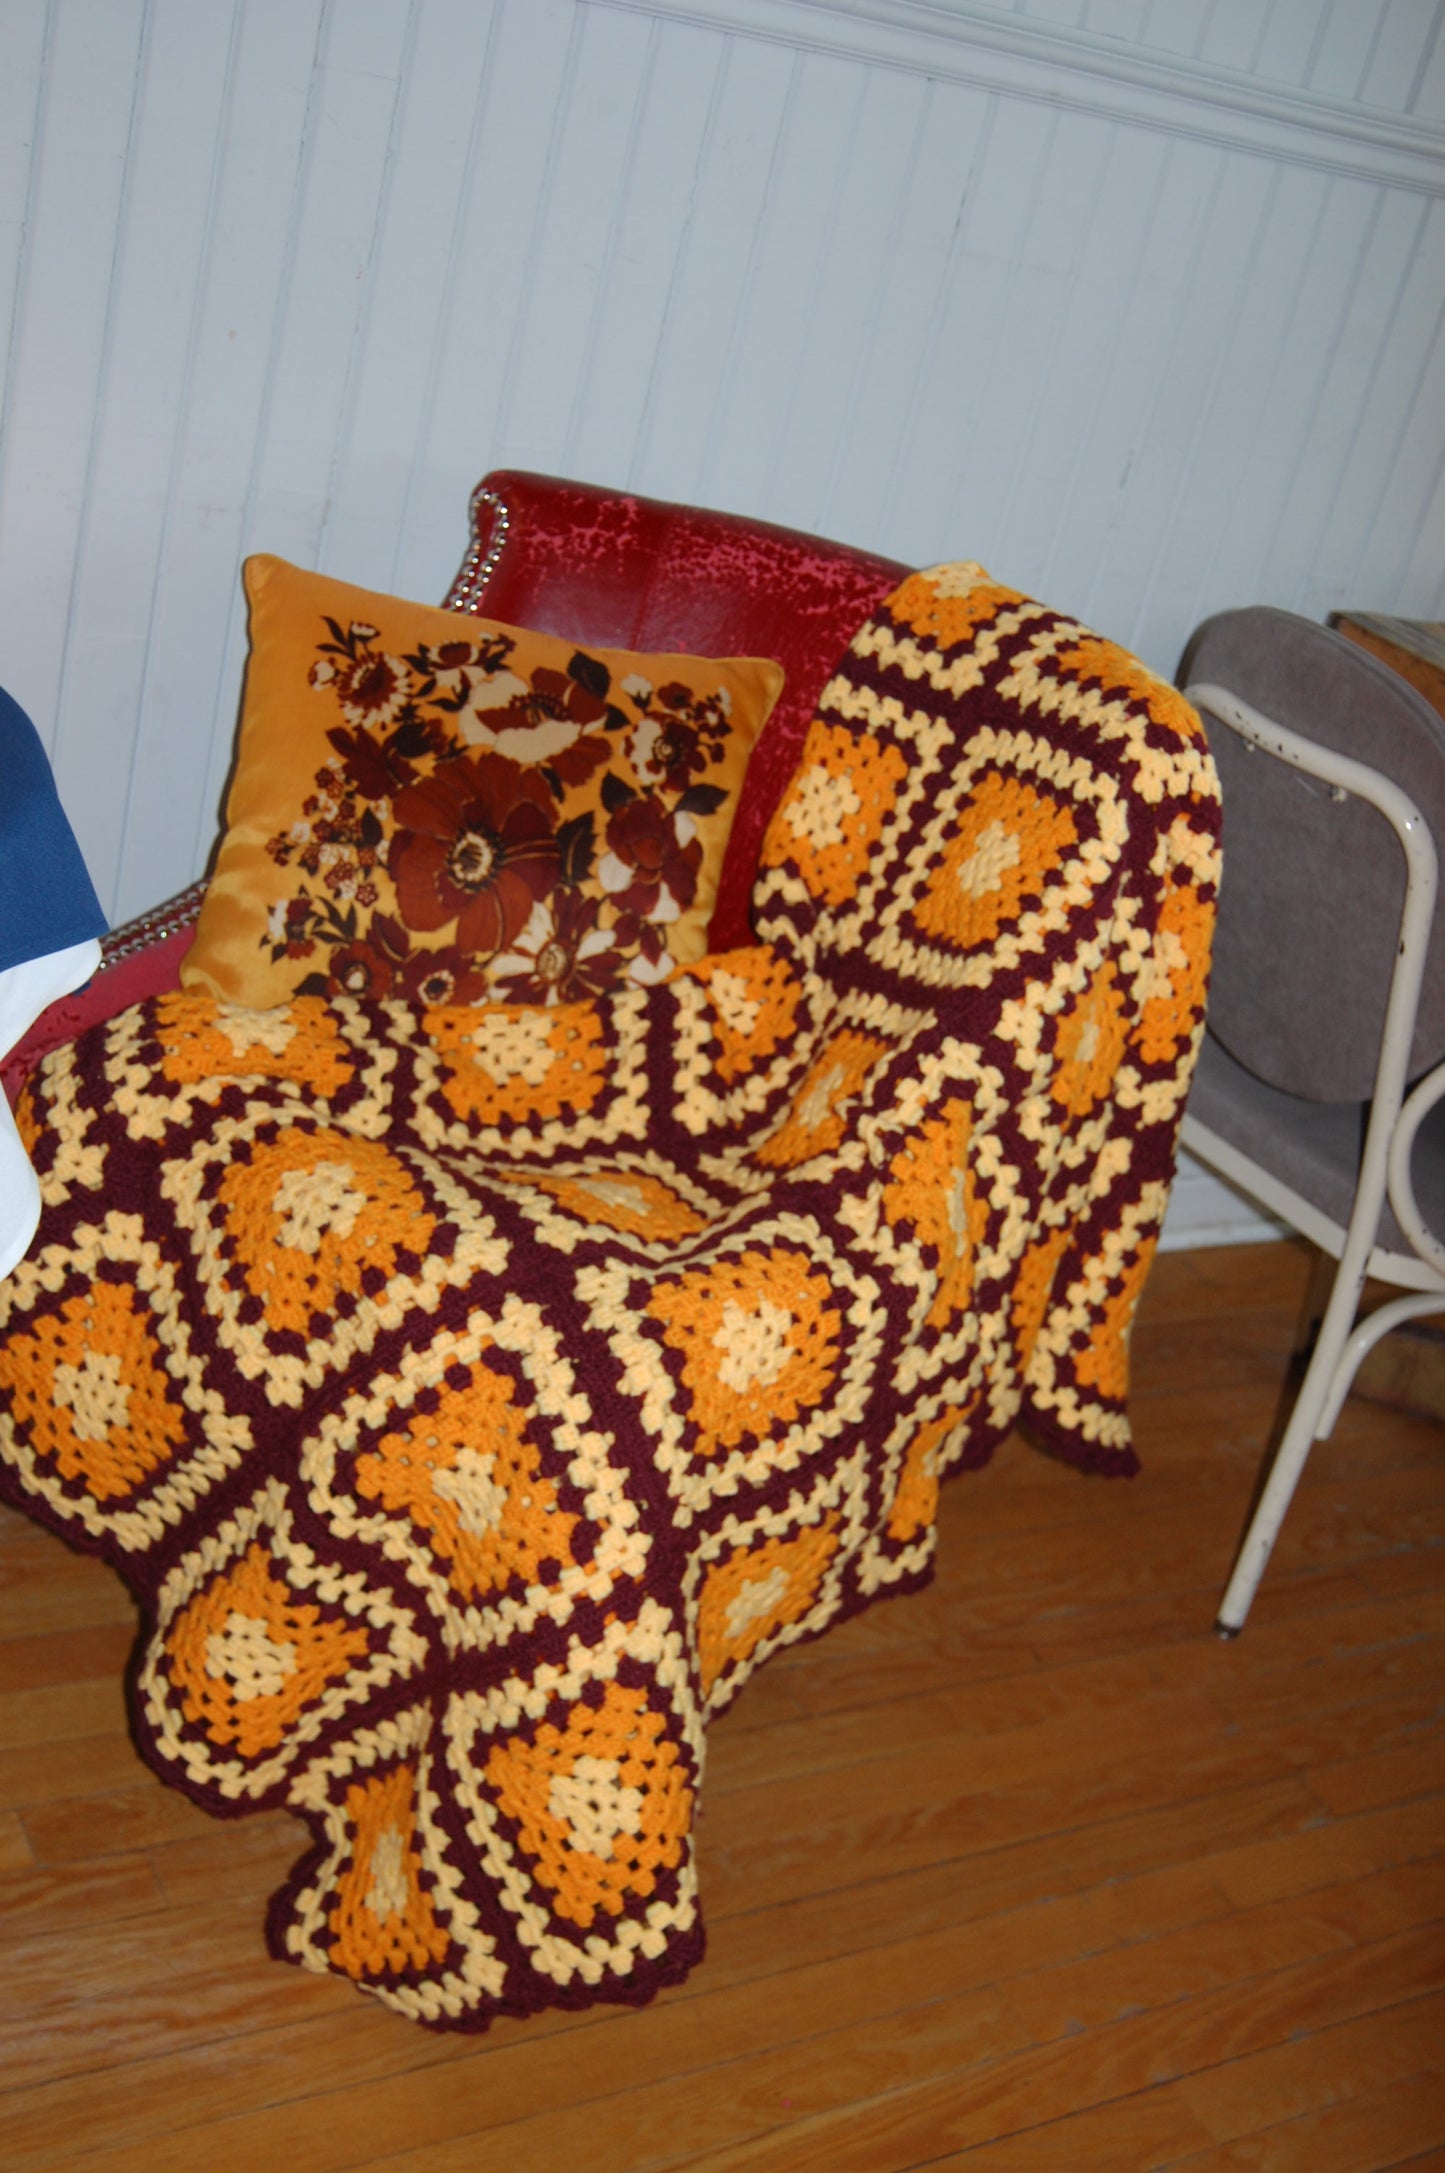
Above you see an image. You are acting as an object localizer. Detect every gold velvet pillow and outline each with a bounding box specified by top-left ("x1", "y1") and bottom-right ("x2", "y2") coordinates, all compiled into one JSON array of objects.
[{"x1": 182, "y1": 557, "x2": 784, "y2": 1010}]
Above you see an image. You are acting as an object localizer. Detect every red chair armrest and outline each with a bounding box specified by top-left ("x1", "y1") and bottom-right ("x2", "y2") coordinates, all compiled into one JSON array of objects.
[{"x1": 2, "y1": 882, "x2": 204, "y2": 1108}]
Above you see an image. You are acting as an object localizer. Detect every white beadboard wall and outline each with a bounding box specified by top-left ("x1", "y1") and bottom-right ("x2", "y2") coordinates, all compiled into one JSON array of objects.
[{"x1": 3, "y1": 0, "x2": 1444, "y2": 1245}]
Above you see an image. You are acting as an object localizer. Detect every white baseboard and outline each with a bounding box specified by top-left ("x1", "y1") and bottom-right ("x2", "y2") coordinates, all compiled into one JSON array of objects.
[{"x1": 1159, "y1": 1154, "x2": 1288, "y2": 1253}]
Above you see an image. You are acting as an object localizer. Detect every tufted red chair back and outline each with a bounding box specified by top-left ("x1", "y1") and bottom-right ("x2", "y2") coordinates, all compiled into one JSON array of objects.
[
  {"x1": 446, "y1": 472, "x2": 907, "y2": 951},
  {"x1": 3, "y1": 475, "x2": 907, "y2": 1103}
]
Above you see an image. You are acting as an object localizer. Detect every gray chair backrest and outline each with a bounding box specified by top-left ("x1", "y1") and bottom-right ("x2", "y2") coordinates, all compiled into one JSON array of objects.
[{"x1": 1178, "y1": 606, "x2": 1445, "y2": 1104}]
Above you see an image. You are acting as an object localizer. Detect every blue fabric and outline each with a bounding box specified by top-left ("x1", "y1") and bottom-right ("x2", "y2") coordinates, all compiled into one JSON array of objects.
[{"x1": 0, "y1": 686, "x2": 108, "y2": 975}]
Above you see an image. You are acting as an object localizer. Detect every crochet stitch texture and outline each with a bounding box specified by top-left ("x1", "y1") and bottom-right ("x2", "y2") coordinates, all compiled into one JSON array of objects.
[{"x1": 0, "y1": 567, "x2": 1220, "y2": 2028}]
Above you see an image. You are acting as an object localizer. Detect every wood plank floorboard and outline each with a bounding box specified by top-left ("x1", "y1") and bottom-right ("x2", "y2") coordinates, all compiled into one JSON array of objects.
[{"x1": 0, "y1": 1238, "x2": 1441, "y2": 2170}]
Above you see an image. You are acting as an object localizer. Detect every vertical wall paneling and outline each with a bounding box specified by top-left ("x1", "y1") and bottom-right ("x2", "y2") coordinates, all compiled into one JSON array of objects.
[
  {"x1": 1248, "y1": 0, "x2": 1332, "y2": 90},
  {"x1": 807, "y1": 66, "x2": 944, "y2": 541},
  {"x1": 1403, "y1": 447, "x2": 1445, "y2": 610},
  {"x1": 1194, "y1": 0, "x2": 1270, "y2": 74},
  {"x1": 1199, "y1": 174, "x2": 1373, "y2": 613},
  {"x1": 1122, "y1": 157, "x2": 1294, "y2": 667},
  {"x1": 695, "y1": 46, "x2": 875, "y2": 521},
  {"x1": 817, "y1": 75, "x2": 989, "y2": 549},
  {"x1": 187, "y1": 0, "x2": 365, "y2": 892},
  {"x1": 629, "y1": 33, "x2": 800, "y2": 501},
  {"x1": 868, "y1": 80, "x2": 1000, "y2": 554},
  {"x1": 561, "y1": 18, "x2": 725, "y2": 487},
  {"x1": 991, "y1": 121, "x2": 1169, "y2": 599},
  {"x1": 322, "y1": 0, "x2": 504, "y2": 596},
  {"x1": 1136, "y1": 1, "x2": 1215, "y2": 61},
  {"x1": 495, "y1": 5, "x2": 654, "y2": 470},
  {"x1": 1266, "y1": 184, "x2": 1418, "y2": 615},
  {"x1": 1071, "y1": 134, "x2": 1231, "y2": 636},
  {"x1": 402, "y1": 0, "x2": 587, "y2": 586},
  {"x1": 1348, "y1": 234, "x2": 1445, "y2": 603},
  {"x1": 0, "y1": 0, "x2": 49, "y2": 432},
  {"x1": 883, "y1": 94, "x2": 1058, "y2": 553},
  {"x1": 1413, "y1": 5, "x2": 1445, "y2": 118},
  {"x1": 1308, "y1": 0, "x2": 1392, "y2": 100},
  {"x1": 1162, "y1": 161, "x2": 1336, "y2": 656},
  {"x1": 477, "y1": 4, "x2": 594, "y2": 466},
  {"x1": 1297, "y1": 191, "x2": 1445, "y2": 622},
  {"x1": 131, "y1": 0, "x2": 327, "y2": 913},
  {"x1": 5, "y1": 0, "x2": 1445, "y2": 1245},
  {"x1": 946, "y1": 110, "x2": 1119, "y2": 580},
  {"x1": 1079, "y1": 0, "x2": 1152, "y2": 42},
  {"x1": 194, "y1": 0, "x2": 419, "y2": 868},
  {"x1": 1035, "y1": 129, "x2": 1196, "y2": 612},
  {"x1": 549, "y1": 8, "x2": 660, "y2": 482},
  {"x1": 1360, "y1": 0, "x2": 1439, "y2": 111},
  {"x1": 235, "y1": 2, "x2": 412, "y2": 576},
  {"x1": 49, "y1": 1, "x2": 240, "y2": 912},
  {"x1": 1125, "y1": 157, "x2": 1298, "y2": 663},
  {"x1": 0, "y1": 0, "x2": 147, "y2": 764},
  {"x1": 1389, "y1": 361, "x2": 1445, "y2": 609},
  {"x1": 781, "y1": 65, "x2": 956, "y2": 536}
]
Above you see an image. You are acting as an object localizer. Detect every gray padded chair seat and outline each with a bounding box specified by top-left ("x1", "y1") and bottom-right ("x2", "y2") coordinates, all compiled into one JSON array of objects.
[{"x1": 1188, "y1": 1031, "x2": 1445, "y2": 1262}]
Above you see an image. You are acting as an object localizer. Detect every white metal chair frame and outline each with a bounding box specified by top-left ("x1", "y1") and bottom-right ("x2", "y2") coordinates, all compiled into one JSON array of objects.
[{"x1": 1180, "y1": 682, "x2": 1445, "y2": 1637}]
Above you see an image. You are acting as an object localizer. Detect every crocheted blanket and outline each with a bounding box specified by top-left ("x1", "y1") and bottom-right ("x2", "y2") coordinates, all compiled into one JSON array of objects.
[{"x1": 0, "y1": 567, "x2": 1219, "y2": 2030}]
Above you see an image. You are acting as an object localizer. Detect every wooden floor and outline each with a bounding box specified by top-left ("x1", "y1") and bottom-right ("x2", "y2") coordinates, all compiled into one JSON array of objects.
[{"x1": 2, "y1": 1240, "x2": 1443, "y2": 2172}]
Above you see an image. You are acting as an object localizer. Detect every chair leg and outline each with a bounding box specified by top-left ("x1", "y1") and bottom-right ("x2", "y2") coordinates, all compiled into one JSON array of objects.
[
  {"x1": 1243, "y1": 1242, "x2": 1336, "y2": 1471},
  {"x1": 1287, "y1": 1243, "x2": 1335, "y2": 1369},
  {"x1": 1215, "y1": 1248, "x2": 1364, "y2": 1639},
  {"x1": 1316, "y1": 1288, "x2": 1445, "y2": 1434}
]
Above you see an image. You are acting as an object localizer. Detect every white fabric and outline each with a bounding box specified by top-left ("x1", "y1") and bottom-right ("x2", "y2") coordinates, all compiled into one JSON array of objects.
[{"x1": 0, "y1": 937, "x2": 102, "y2": 1280}]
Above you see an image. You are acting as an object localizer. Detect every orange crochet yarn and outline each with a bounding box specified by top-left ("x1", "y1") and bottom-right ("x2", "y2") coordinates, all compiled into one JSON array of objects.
[{"x1": 0, "y1": 562, "x2": 1218, "y2": 2031}]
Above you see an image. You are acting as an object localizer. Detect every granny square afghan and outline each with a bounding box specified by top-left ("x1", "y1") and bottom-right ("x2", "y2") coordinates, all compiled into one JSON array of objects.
[{"x1": 0, "y1": 566, "x2": 1219, "y2": 2029}]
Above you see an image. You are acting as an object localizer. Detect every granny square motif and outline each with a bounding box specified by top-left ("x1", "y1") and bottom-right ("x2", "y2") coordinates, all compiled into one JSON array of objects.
[{"x1": 0, "y1": 566, "x2": 1218, "y2": 2030}]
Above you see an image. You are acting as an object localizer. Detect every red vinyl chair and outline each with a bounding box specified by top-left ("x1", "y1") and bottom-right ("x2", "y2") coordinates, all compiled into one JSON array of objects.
[
  {"x1": 0, "y1": 482, "x2": 1217, "y2": 2030},
  {"x1": 2, "y1": 473, "x2": 905, "y2": 1107}
]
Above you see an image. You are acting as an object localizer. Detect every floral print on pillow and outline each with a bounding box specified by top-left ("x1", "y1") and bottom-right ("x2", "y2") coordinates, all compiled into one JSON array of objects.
[{"x1": 182, "y1": 558, "x2": 781, "y2": 1013}]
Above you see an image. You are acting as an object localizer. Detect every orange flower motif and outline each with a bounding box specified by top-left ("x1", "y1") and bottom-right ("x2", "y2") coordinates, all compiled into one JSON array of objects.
[
  {"x1": 165, "y1": 1542, "x2": 371, "y2": 1758},
  {"x1": 913, "y1": 772, "x2": 1078, "y2": 953},
  {"x1": 1136, "y1": 879, "x2": 1213, "y2": 1065},
  {"x1": 498, "y1": 1168, "x2": 706, "y2": 1243},
  {"x1": 328, "y1": 1763, "x2": 451, "y2": 1979},
  {"x1": 1053, "y1": 636, "x2": 1205, "y2": 743},
  {"x1": 1074, "y1": 1238, "x2": 1157, "y2": 1404},
  {"x1": 884, "y1": 1101, "x2": 986, "y2": 1329},
  {"x1": 485, "y1": 1681, "x2": 692, "y2": 1928},
  {"x1": 645, "y1": 1248, "x2": 842, "y2": 1459},
  {"x1": 0, "y1": 1279, "x2": 187, "y2": 1501},
  {"x1": 695, "y1": 1519, "x2": 840, "y2": 1697},
  {"x1": 354, "y1": 1364, "x2": 577, "y2": 1601},
  {"x1": 1051, "y1": 959, "x2": 1130, "y2": 1119},
  {"x1": 686, "y1": 946, "x2": 801, "y2": 1083},
  {"x1": 755, "y1": 1029, "x2": 889, "y2": 1169},
  {"x1": 762, "y1": 722, "x2": 908, "y2": 906},
  {"x1": 156, "y1": 993, "x2": 353, "y2": 1097},
  {"x1": 888, "y1": 571, "x2": 1025, "y2": 651},
  {"x1": 216, "y1": 1129, "x2": 435, "y2": 1339},
  {"x1": 428, "y1": 1003, "x2": 609, "y2": 1128}
]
